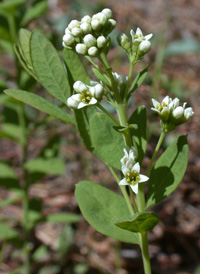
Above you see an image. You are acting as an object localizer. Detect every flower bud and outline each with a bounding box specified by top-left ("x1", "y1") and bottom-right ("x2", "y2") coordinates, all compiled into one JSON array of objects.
[
  {"x1": 83, "y1": 34, "x2": 97, "y2": 47},
  {"x1": 172, "y1": 106, "x2": 184, "y2": 120},
  {"x1": 97, "y1": 36, "x2": 106, "y2": 48},
  {"x1": 80, "y1": 22, "x2": 92, "y2": 33},
  {"x1": 71, "y1": 27, "x2": 82, "y2": 38},
  {"x1": 81, "y1": 15, "x2": 91, "y2": 24},
  {"x1": 97, "y1": 12, "x2": 107, "y2": 26},
  {"x1": 63, "y1": 33, "x2": 75, "y2": 46},
  {"x1": 75, "y1": 43, "x2": 87, "y2": 55},
  {"x1": 139, "y1": 40, "x2": 151, "y2": 54},
  {"x1": 65, "y1": 27, "x2": 71, "y2": 34},
  {"x1": 106, "y1": 19, "x2": 116, "y2": 33},
  {"x1": 102, "y1": 8, "x2": 112, "y2": 19},
  {"x1": 91, "y1": 19, "x2": 102, "y2": 31},
  {"x1": 68, "y1": 20, "x2": 80, "y2": 31},
  {"x1": 118, "y1": 33, "x2": 131, "y2": 52},
  {"x1": 88, "y1": 46, "x2": 99, "y2": 57},
  {"x1": 73, "y1": 81, "x2": 87, "y2": 93},
  {"x1": 184, "y1": 107, "x2": 194, "y2": 120},
  {"x1": 94, "y1": 84, "x2": 104, "y2": 99},
  {"x1": 67, "y1": 96, "x2": 80, "y2": 109}
]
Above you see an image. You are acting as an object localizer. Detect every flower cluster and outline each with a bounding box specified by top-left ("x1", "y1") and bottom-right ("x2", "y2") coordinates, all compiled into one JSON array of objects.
[
  {"x1": 119, "y1": 147, "x2": 149, "y2": 194},
  {"x1": 151, "y1": 96, "x2": 194, "y2": 129},
  {"x1": 118, "y1": 27, "x2": 153, "y2": 61},
  {"x1": 67, "y1": 81, "x2": 104, "y2": 109},
  {"x1": 62, "y1": 8, "x2": 116, "y2": 57}
]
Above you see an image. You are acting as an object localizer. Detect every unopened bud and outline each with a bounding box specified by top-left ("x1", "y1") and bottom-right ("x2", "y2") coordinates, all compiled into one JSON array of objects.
[
  {"x1": 81, "y1": 15, "x2": 91, "y2": 24},
  {"x1": 106, "y1": 19, "x2": 116, "y2": 33},
  {"x1": 97, "y1": 36, "x2": 106, "y2": 48},
  {"x1": 83, "y1": 34, "x2": 97, "y2": 47},
  {"x1": 118, "y1": 33, "x2": 131, "y2": 52},
  {"x1": 91, "y1": 19, "x2": 102, "y2": 31},
  {"x1": 80, "y1": 22, "x2": 92, "y2": 33},
  {"x1": 97, "y1": 12, "x2": 107, "y2": 26},
  {"x1": 71, "y1": 27, "x2": 82, "y2": 38},
  {"x1": 172, "y1": 106, "x2": 184, "y2": 120},
  {"x1": 67, "y1": 96, "x2": 80, "y2": 109},
  {"x1": 88, "y1": 46, "x2": 99, "y2": 57},
  {"x1": 102, "y1": 8, "x2": 112, "y2": 19},
  {"x1": 139, "y1": 40, "x2": 151, "y2": 54},
  {"x1": 68, "y1": 20, "x2": 80, "y2": 31},
  {"x1": 94, "y1": 84, "x2": 104, "y2": 99},
  {"x1": 73, "y1": 81, "x2": 87, "y2": 93},
  {"x1": 63, "y1": 33, "x2": 75, "y2": 46},
  {"x1": 184, "y1": 107, "x2": 194, "y2": 120},
  {"x1": 75, "y1": 43, "x2": 87, "y2": 55}
]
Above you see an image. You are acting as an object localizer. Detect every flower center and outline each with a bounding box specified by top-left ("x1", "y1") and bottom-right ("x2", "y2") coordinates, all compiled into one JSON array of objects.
[
  {"x1": 80, "y1": 90, "x2": 92, "y2": 104},
  {"x1": 125, "y1": 170, "x2": 140, "y2": 186},
  {"x1": 157, "y1": 102, "x2": 168, "y2": 112}
]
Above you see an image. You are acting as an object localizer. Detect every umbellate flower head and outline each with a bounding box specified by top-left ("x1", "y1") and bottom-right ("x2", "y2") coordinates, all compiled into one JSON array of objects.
[
  {"x1": 67, "y1": 81, "x2": 104, "y2": 109},
  {"x1": 151, "y1": 96, "x2": 194, "y2": 129},
  {"x1": 62, "y1": 8, "x2": 116, "y2": 56},
  {"x1": 119, "y1": 147, "x2": 148, "y2": 194}
]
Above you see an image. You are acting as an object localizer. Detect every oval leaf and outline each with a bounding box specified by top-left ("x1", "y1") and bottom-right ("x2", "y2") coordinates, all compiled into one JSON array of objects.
[
  {"x1": 4, "y1": 89, "x2": 75, "y2": 125},
  {"x1": 75, "y1": 181, "x2": 139, "y2": 245},
  {"x1": 30, "y1": 30, "x2": 70, "y2": 103},
  {"x1": 146, "y1": 135, "x2": 188, "y2": 208},
  {"x1": 90, "y1": 112, "x2": 124, "y2": 169},
  {"x1": 115, "y1": 212, "x2": 159, "y2": 232},
  {"x1": 25, "y1": 158, "x2": 65, "y2": 175}
]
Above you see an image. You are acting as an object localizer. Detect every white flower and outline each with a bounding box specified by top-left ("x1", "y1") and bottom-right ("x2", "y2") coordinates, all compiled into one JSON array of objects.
[
  {"x1": 67, "y1": 81, "x2": 104, "y2": 109},
  {"x1": 88, "y1": 46, "x2": 99, "y2": 57},
  {"x1": 172, "y1": 106, "x2": 184, "y2": 120},
  {"x1": 71, "y1": 27, "x2": 82, "y2": 38},
  {"x1": 75, "y1": 43, "x2": 87, "y2": 55},
  {"x1": 184, "y1": 107, "x2": 194, "y2": 120},
  {"x1": 151, "y1": 96, "x2": 173, "y2": 121},
  {"x1": 81, "y1": 15, "x2": 91, "y2": 24},
  {"x1": 139, "y1": 40, "x2": 151, "y2": 54},
  {"x1": 83, "y1": 34, "x2": 97, "y2": 48},
  {"x1": 95, "y1": 12, "x2": 107, "y2": 26},
  {"x1": 68, "y1": 20, "x2": 80, "y2": 31},
  {"x1": 91, "y1": 19, "x2": 102, "y2": 31},
  {"x1": 119, "y1": 161, "x2": 149, "y2": 194},
  {"x1": 130, "y1": 27, "x2": 153, "y2": 43},
  {"x1": 120, "y1": 147, "x2": 137, "y2": 173}
]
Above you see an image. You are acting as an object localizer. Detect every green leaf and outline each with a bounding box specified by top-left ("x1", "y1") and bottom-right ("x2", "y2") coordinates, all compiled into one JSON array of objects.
[
  {"x1": 128, "y1": 106, "x2": 147, "y2": 164},
  {"x1": 30, "y1": 30, "x2": 70, "y2": 103},
  {"x1": 165, "y1": 39, "x2": 200, "y2": 57},
  {"x1": 115, "y1": 212, "x2": 159, "y2": 233},
  {"x1": 4, "y1": 89, "x2": 75, "y2": 125},
  {"x1": 19, "y1": 29, "x2": 32, "y2": 68},
  {"x1": 0, "y1": 162, "x2": 20, "y2": 189},
  {"x1": 0, "y1": 224, "x2": 18, "y2": 240},
  {"x1": 25, "y1": 158, "x2": 65, "y2": 175},
  {"x1": 90, "y1": 112, "x2": 124, "y2": 169},
  {"x1": 62, "y1": 48, "x2": 90, "y2": 85},
  {"x1": 129, "y1": 66, "x2": 149, "y2": 96},
  {"x1": 0, "y1": 0, "x2": 25, "y2": 13},
  {"x1": 0, "y1": 123, "x2": 25, "y2": 146},
  {"x1": 146, "y1": 135, "x2": 188, "y2": 208},
  {"x1": 92, "y1": 68, "x2": 110, "y2": 86},
  {"x1": 22, "y1": 1, "x2": 47, "y2": 23},
  {"x1": 0, "y1": 190, "x2": 24, "y2": 208},
  {"x1": 75, "y1": 181, "x2": 140, "y2": 244},
  {"x1": 46, "y1": 213, "x2": 81, "y2": 223},
  {"x1": 14, "y1": 44, "x2": 38, "y2": 80}
]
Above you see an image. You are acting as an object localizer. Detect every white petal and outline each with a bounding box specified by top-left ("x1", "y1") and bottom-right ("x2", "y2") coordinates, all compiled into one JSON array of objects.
[
  {"x1": 162, "y1": 96, "x2": 170, "y2": 105},
  {"x1": 78, "y1": 102, "x2": 87, "y2": 109},
  {"x1": 119, "y1": 178, "x2": 128, "y2": 186},
  {"x1": 145, "y1": 33, "x2": 153, "y2": 40},
  {"x1": 122, "y1": 165, "x2": 129, "y2": 176},
  {"x1": 71, "y1": 94, "x2": 81, "y2": 101},
  {"x1": 183, "y1": 102, "x2": 187, "y2": 108},
  {"x1": 152, "y1": 98, "x2": 159, "y2": 108},
  {"x1": 89, "y1": 97, "x2": 97, "y2": 105},
  {"x1": 73, "y1": 81, "x2": 87, "y2": 93},
  {"x1": 132, "y1": 162, "x2": 140, "y2": 173},
  {"x1": 89, "y1": 87, "x2": 96, "y2": 96},
  {"x1": 130, "y1": 184, "x2": 138, "y2": 194},
  {"x1": 136, "y1": 27, "x2": 143, "y2": 36},
  {"x1": 172, "y1": 98, "x2": 179, "y2": 108},
  {"x1": 139, "y1": 174, "x2": 149, "y2": 183},
  {"x1": 151, "y1": 107, "x2": 160, "y2": 113}
]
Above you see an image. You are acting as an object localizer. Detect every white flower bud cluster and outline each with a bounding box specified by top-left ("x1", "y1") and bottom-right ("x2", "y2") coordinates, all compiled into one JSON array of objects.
[
  {"x1": 62, "y1": 8, "x2": 116, "y2": 57},
  {"x1": 118, "y1": 27, "x2": 153, "y2": 60},
  {"x1": 67, "y1": 81, "x2": 104, "y2": 109},
  {"x1": 112, "y1": 72, "x2": 128, "y2": 90},
  {"x1": 151, "y1": 96, "x2": 194, "y2": 128}
]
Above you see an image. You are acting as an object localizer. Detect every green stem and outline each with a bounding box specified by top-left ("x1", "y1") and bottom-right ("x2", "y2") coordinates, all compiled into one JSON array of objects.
[
  {"x1": 97, "y1": 103, "x2": 120, "y2": 126},
  {"x1": 146, "y1": 130, "x2": 166, "y2": 176},
  {"x1": 108, "y1": 166, "x2": 134, "y2": 215},
  {"x1": 140, "y1": 232, "x2": 152, "y2": 274},
  {"x1": 124, "y1": 62, "x2": 134, "y2": 99},
  {"x1": 129, "y1": 186, "x2": 139, "y2": 212}
]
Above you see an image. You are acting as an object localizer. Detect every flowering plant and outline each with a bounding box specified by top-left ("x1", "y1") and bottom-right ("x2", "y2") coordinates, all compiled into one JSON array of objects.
[{"x1": 4, "y1": 8, "x2": 193, "y2": 274}]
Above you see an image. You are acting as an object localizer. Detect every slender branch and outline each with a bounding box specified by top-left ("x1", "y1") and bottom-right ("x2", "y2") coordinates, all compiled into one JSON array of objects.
[
  {"x1": 129, "y1": 186, "x2": 139, "y2": 212},
  {"x1": 97, "y1": 103, "x2": 120, "y2": 126},
  {"x1": 124, "y1": 62, "x2": 135, "y2": 99},
  {"x1": 108, "y1": 166, "x2": 135, "y2": 215}
]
